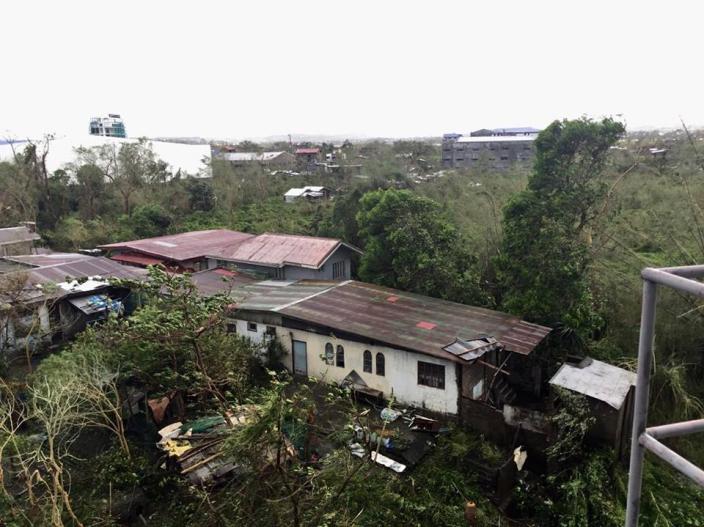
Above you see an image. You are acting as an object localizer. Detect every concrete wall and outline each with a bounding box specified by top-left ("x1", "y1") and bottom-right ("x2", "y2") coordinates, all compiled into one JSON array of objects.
[
  {"x1": 0, "y1": 240, "x2": 34, "y2": 257},
  {"x1": 227, "y1": 316, "x2": 459, "y2": 414}
]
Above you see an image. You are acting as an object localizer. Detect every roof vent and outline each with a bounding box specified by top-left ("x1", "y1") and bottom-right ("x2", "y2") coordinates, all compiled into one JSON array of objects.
[{"x1": 416, "y1": 321, "x2": 436, "y2": 330}]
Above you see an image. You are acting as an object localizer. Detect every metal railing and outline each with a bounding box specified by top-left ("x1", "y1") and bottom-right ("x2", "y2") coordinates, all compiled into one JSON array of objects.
[{"x1": 625, "y1": 265, "x2": 704, "y2": 526}]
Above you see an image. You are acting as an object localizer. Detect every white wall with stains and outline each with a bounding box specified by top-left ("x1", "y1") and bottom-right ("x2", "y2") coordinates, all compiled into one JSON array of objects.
[{"x1": 228, "y1": 317, "x2": 458, "y2": 414}]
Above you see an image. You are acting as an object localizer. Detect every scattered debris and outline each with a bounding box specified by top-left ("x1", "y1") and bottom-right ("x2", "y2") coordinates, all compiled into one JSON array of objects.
[
  {"x1": 380, "y1": 408, "x2": 401, "y2": 423},
  {"x1": 156, "y1": 406, "x2": 295, "y2": 486},
  {"x1": 410, "y1": 415, "x2": 442, "y2": 433},
  {"x1": 371, "y1": 451, "x2": 406, "y2": 473}
]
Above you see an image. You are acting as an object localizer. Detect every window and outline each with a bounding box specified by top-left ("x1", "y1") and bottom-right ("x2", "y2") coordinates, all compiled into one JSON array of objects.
[
  {"x1": 247, "y1": 322, "x2": 257, "y2": 332},
  {"x1": 332, "y1": 261, "x2": 345, "y2": 279},
  {"x1": 363, "y1": 350, "x2": 372, "y2": 373},
  {"x1": 336, "y1": 345, "x2": 345, "y2": 367},
  {"x1": 274, "y1": 267, "x2": 285, "y2": 280},
  {"x1": 376, "y1": 353, "x2": 385, "y2": 376},
  {"x1": 325, "y1": 343, "x2": 334, "y2": 365},
  {"x1": 418, "y1": 361, "x2": 445, "y2": 389},
  {"x1": 226, "y1": 322, "x2": 237, "y2": 334}
]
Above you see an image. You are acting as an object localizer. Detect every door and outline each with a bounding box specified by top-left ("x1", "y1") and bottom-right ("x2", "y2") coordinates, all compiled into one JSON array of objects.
[{"x1": 292, "y1": 340, "x2": 308, "y2": 376}]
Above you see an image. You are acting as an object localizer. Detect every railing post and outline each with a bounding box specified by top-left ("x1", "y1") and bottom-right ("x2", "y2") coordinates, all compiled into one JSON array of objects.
[{"x1": 625, "y1": 280, "x2": 657, "y2": 527}]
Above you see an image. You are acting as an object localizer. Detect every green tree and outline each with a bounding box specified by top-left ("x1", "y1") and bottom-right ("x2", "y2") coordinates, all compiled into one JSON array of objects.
[
  {"x1": 75, "y1": 138, "x2": 168, "y2": 216},
  {"x1": 185, "y1": 178, "x2": 215, "y2": 211},
  {"x1": 497, "y1": 117, "x2": 625, "y2": 338},
  {"x1": 357, "y1": 188, "x2": 489, "y2": 305},
  {"x1": 50, "y1": 216, "x2": 89, "y2": 251},
  {"x1": 74, "y1": 163, "x2": 106, "y2": 219},
  {"x1": 128, "y1": 203, "x2": 173, "y2": 238}
]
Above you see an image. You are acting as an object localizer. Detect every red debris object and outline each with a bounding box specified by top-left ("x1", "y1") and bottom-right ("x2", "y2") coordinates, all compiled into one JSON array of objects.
[{"x1": 416, "y1": 321, "x2": 437, "y2": 330}]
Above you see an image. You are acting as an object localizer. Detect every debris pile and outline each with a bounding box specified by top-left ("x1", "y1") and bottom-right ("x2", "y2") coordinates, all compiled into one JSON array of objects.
[
  {"x1": 156, "y1": 406, "x2": 296, "y2": 486},
  {"x1": 348, "y1": 407, "x2": 448, "y2": 474}
]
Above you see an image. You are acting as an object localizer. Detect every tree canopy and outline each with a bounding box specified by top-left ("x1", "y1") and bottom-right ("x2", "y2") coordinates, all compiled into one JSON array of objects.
[
  {"x1": 357, "y1": 188, "x2": 489, "y2": 305},
  {"x1": 497, "y1": 117, "x2": 625, "y2": 338}
]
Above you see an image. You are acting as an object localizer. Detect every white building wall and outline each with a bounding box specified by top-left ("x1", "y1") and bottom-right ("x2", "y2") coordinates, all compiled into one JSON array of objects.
[{"x1": 229, "y1": 318, "x2": 458, "y2": 414}]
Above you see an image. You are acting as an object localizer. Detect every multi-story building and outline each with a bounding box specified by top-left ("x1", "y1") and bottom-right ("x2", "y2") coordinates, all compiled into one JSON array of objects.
[
  {"x1": 442, "y1": 127, "x2": 540, "y2": 170},
  {"x1": 89, "y1": 114, "x2": 127, "y2": 138}
]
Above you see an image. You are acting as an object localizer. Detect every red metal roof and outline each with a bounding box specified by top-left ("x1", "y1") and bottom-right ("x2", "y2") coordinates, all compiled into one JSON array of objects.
[
  {"x1": 111, "y1": 253, "x2": 165, "y2": 267},
  {"x1": 275, "y1": 281, "x2": 551, "y2": 361},
  {"x1": 295, "y1": 148, "x2": 320, "y2": 155},
  {"x1": 212, "y1": 233, "x2": 361, "y2": 269},
  {"x1": 99, "y1": 230, "x2": 255, "y2": 262}
]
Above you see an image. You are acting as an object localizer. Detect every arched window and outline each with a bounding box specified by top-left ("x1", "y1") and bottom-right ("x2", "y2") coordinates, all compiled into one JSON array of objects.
[
  {"x1": 325, "y1": 343, "x2": 334, "y2": 365},
  {"x1": 376, "y1": 353, "x2": 385, "y2": 376},
  {"x1": 336, "y1": 345, "x2": 345, "y2": 368},
  {"x1": 363, "y1": 350, "x2": 372, "y2": 373}
]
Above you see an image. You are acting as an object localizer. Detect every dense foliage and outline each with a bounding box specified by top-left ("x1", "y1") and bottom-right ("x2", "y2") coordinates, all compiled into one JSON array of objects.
[{"x1": 497, "y1": 118, "x2": 625, "y2": 340}]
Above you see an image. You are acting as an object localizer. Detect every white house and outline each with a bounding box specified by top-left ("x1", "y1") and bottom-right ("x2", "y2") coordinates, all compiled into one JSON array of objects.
[{"x1": 216, "y1": 279, "x2": 551, "y2": 416}]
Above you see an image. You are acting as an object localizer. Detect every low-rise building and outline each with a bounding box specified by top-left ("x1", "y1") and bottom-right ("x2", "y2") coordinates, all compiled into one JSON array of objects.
[
  {"x1": 207, "y1": 233, "x2": 361, "y2": 281},
  {"x1": 0, "y1": 256, "x2": 145, "y2": 355},
  {"x1": 295, "y1": 148, "x2": 320, "y2": 171},
  {"x1": 100, "y1": 229, "x2": 255, "y2": 272},
  {"x1": 218, "y1": 279, "x2": 551, "y2": 417},
  {"x1": 100, "y1": 230, "x2": 361, "y2": 281}
]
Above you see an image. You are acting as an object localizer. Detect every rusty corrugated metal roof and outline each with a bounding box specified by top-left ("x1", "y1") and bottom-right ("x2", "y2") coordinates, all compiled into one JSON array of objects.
[
  {"x1": 26, "y1": 257, "x2": 147, "y2": 286},
  {"x1": 234, "y1": 280, "x2": 551, "y2": 361},
  {"x1": 211, "y1": 234, "x2": 361, "y2": 269},
  {"x1": 5, "y1": 253, "x2": 92, "y2": 267},
  {"x1": 99, "y1": 230, "x2": 255, "y2": 262},
  {"x1": 190, "y1": 268, "x2": 259, "y2": 297},
  {"x1": 2, "y1": 257, "x2": 147, "y2": 306}
]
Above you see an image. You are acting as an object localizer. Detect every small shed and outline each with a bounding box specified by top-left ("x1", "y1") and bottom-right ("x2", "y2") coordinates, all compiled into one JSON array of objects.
[{"x1": 549, "y1": 357, "x2": 636, "y2": 457}]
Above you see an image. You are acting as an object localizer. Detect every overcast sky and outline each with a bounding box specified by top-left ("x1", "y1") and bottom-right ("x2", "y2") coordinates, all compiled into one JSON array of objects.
[{"x1": 3, "y1": 0, "x2": 703, "y2": 140}]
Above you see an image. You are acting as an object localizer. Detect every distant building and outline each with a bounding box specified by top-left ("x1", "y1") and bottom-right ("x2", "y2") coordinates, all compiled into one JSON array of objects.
[
  {"x1": 89, "y1": 114, "x2": 127, "y2": 138},
  {"x1": 470, "y1": 127, "x2": 541, "y2": 137},
  {"x1": 295, "y1": 148, "x2": 320, "y2": 171},
  {"x1": 284, "y1": 186, "x2": 331, "y2": 203},
  {"x1": 222, "y1": 151, "x2": 296, "y2": 169},
  {"x1": 442, "y1": 128, "x2": 540, "y2": 170}
]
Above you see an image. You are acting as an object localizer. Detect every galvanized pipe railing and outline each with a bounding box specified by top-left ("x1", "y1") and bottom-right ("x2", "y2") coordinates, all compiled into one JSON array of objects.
[{"x1": 625, "y1": 267, "x2": 704, "y2": 526}]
